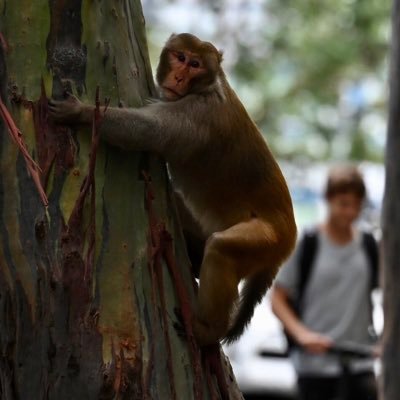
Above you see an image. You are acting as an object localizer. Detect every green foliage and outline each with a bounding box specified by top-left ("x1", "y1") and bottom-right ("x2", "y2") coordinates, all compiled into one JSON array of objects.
[{"x1": 232, "y1": 0, "x2": 389, "y2": 160}]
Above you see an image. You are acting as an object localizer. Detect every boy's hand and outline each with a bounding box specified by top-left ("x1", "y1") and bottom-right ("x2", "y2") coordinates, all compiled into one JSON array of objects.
[{"x1": 296, "y1": 329, "x2": 333, "y2": 354}]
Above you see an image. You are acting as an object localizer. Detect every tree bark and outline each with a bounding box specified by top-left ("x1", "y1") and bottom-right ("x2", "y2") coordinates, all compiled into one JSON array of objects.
[
  {"x1": 0, "y1": 1, "x2": 242, "y2": 399},
  {"x1": 382, "y1": 1, "x2": 400, "y2": 399}
]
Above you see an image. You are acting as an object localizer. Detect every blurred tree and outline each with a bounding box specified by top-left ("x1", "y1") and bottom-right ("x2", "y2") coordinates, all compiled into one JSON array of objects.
[
  {"x1": 382, "y1": 1, "x2": 400, "y2": 399},
  {"x1": 0, "y1": 1, "x2": 242, "y2": 399},
  {"x1": 232, "y1": 0, "x2": 389, "y2": 160}
]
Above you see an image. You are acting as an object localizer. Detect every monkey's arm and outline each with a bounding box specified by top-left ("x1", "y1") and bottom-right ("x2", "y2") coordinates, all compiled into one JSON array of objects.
[
  {"x1": 49, "y1": 95, "x2": 204, "y2": 155},
  {"x1": 100, "y1": 103, "x2": 207, "y2": 155},
  {"x1": 98, "y1": 106, "x2": 165, "y2": 153}
]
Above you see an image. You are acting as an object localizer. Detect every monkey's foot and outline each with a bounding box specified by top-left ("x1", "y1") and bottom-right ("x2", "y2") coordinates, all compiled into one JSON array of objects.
[{"x1": 193, "y1": 317, "x2": 224, "y2": 347}]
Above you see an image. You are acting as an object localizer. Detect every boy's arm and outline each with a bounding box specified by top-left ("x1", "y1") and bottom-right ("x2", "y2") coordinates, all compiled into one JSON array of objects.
[{"x1": 271, "y1": 285, "x2": 333, "y2": 354}]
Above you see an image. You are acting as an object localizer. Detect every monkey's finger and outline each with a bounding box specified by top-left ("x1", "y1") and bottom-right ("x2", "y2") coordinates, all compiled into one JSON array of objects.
[
  {"x1": 64, "y1": 92, "x2": 78, "y2": 101},
  {"x1": 48, "y1": 105, "x2": 62, "y2": 117},
  {"x1": 48, "y1": 104, "x2": 69, "y2": 122},
  {"x1": 48, "y1": 101, "x2": 68, "y2": 113},
  {"x1": 48, "y1": 99, "x2": 63, "y2": 108},
  {"x1": 47, "y1": 107, "x2": 58, "y2": 117}
]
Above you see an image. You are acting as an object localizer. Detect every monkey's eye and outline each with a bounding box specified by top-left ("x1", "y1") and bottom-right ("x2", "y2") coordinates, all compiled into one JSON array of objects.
[
  {"x1": 177, "y1": 52, "x2": 186, "y2": 62},
  {"x1": 190, "y1": 60, "x2": 200, "y2": 68}
]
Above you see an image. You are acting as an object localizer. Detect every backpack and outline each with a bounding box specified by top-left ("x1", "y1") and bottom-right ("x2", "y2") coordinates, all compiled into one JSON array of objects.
[{"x1": 285, "y1": 228, "x2": 379, "y2": 349}]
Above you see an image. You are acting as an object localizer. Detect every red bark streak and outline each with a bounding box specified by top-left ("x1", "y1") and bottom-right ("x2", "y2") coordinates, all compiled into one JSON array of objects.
[
  {"x1": 203, "y1": 345, "x2": 230, "y2": 400},
  {"x1": 143, "y1": 172, "x2": 233, "y2": 399},
  {"x1": 0, "y1": 32, "x2": 9, "y2": 52},
  {"x1": 62, "y1": 89, "x2": 106, "y2": 325},
  {"x1": 32, "y1": 80, "x2": 57, "y2": 188},
  {"x1": 162, "y1": 229, "x2": 205, "y2": 399},
  {"x1": 154, "y1": 229, "x2": 178, "y2": 400},
  {"x1": 0, "y1": 95, "x2": 48, "y2": 206},
  {"x1": 83, "y1": 88, "x2": 106, "y2": 281},
  {"x1": 31, "y1": 84, "x2": 75, "y2": 190},
  {"x1": 143, "y1": 178, "x2": 177, "y2": 400},
  {"x1": 143, "y1": 228, "x2": 159, "y2": 399},
  {"x1": 143, "y1": 171, "x2": 204, "y2": 400},
  {"x1": 67, "y1": 89, "x2": 106, "y2": 256},
  {"x1": 205, "y1": 363, "x2": 220, "y2": 400}
]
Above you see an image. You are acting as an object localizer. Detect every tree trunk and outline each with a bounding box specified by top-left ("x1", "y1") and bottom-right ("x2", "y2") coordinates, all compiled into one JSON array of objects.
[
  {"x1": 0, "y1": 1, "x2": 242, "y2": 399},
  {"x1": 382, "y1": 1, "x2": 400, "y2": 399}
]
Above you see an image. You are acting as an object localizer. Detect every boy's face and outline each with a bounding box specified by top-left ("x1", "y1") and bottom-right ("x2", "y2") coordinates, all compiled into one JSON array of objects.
[{"x1": 327, "y1": 192, "x2": 363, "y2": 229}]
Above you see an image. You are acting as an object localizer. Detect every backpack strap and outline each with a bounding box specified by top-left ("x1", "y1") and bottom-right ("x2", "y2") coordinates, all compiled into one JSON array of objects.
[
  {"x1": 295, "y1": 228, "x2": 319, "y2": 315},
  {"x1": 361, "y1": 231, "x2": 379, "y2": 340},
  {"x1": 284, "y1": 229, "x2": 319, "y2": 350},
  {"x1": 361, "y1": 231, "x2": 379, "y2": 290}
]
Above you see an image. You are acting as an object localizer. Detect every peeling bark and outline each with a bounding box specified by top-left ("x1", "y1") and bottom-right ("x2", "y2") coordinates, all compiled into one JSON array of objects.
[{"x1": 0, "y1": 1, "x2": 243, "y2": 399}]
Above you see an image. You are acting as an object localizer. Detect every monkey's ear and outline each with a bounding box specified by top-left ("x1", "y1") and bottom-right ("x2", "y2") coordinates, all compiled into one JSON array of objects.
[
  {"x1": 218, "y1": 50, "x2": 224, "y2": 63},
  {"x1": 168, "y1": 33, "x2": 177, "y2": 41}
]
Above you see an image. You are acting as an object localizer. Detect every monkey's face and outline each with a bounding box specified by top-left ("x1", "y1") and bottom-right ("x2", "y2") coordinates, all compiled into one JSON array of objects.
[
  {"x1": 160, "y1": 50, "x2": 207, "y2": 100},
  {"x1": 156, "y1": 33, "x2": 223, "y2": 101}
]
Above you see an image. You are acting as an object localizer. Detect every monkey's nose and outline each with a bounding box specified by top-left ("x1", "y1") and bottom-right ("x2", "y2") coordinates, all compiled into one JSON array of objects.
[{"x1": 175, "y1": 76, "x2": 183, "y2": 84}]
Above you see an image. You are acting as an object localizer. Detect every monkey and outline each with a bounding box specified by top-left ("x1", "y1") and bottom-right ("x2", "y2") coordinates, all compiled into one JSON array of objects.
[{"x1": 49, "y1": 33, "x2": 297, "y2": 346}]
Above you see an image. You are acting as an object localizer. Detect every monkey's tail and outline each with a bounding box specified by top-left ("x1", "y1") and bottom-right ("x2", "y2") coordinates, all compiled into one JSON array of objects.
[{"x1": 223, "y1": 270, "x2": 274, "y2": 345}]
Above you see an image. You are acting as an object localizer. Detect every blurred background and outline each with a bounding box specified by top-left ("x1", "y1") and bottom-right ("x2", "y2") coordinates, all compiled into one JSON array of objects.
[{"x1": 141, "y1": 1, "x2": 389, "y2": 398}]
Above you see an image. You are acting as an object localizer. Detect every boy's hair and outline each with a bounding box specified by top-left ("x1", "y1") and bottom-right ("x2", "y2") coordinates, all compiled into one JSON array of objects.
[{"x1": 325, "y1": 165, "x2": 366, "y2": 200}]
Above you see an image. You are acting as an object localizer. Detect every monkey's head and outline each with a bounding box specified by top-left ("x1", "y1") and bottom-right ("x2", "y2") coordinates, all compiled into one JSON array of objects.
[{"x1": 156, "y1": 33, "x2": 223, "y2": 101}]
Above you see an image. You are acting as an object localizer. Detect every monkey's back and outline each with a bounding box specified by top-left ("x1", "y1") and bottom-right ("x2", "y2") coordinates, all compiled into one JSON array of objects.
[{"x1": 168, "y1": 89, "x2": 295, "y2": 239}]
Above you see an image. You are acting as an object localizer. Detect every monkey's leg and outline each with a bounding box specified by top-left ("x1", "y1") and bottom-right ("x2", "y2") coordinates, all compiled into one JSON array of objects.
[{"x1": 193, "y1": 218, "x2": 279, "y2": 346}]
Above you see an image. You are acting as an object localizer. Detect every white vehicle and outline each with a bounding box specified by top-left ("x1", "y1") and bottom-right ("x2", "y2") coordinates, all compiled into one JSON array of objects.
[{"x1": 224, "y1": 293, "x2": 298, "y2": 399}]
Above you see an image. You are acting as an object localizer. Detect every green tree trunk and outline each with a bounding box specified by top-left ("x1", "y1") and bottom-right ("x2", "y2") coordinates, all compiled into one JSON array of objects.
[
  {"x1": 0, "y1": 1, "x2": 242, "y2": 399},
  {"x1": 382, "y1": 1, "x2": 400, "y2": 399}
]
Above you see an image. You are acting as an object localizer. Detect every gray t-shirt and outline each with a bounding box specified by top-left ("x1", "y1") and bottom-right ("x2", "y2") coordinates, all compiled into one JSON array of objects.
[{"x1": 275, "y1": 229, "x2": 375, "y2": 377}]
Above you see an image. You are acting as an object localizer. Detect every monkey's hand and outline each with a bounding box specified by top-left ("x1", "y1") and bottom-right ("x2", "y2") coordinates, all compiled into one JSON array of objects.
[{"x1": 49, "y1": 94, "x2": 92, "y2": 125}]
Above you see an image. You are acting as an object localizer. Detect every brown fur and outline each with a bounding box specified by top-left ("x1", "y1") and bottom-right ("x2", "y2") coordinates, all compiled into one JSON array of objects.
[{"x1": 49, "y1": 33, "x2": 297, "y2": 346}]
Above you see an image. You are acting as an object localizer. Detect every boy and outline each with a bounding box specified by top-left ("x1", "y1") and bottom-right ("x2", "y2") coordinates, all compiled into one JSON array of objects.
[{"x1": 271, "y1": 165, "x2": 379, "y2": 400}]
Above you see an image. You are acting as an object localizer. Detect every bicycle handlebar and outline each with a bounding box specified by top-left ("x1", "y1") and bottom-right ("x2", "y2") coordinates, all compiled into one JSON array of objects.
[{"x1": 328, "y1": 342, "x2": 375, "y2": 359}]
